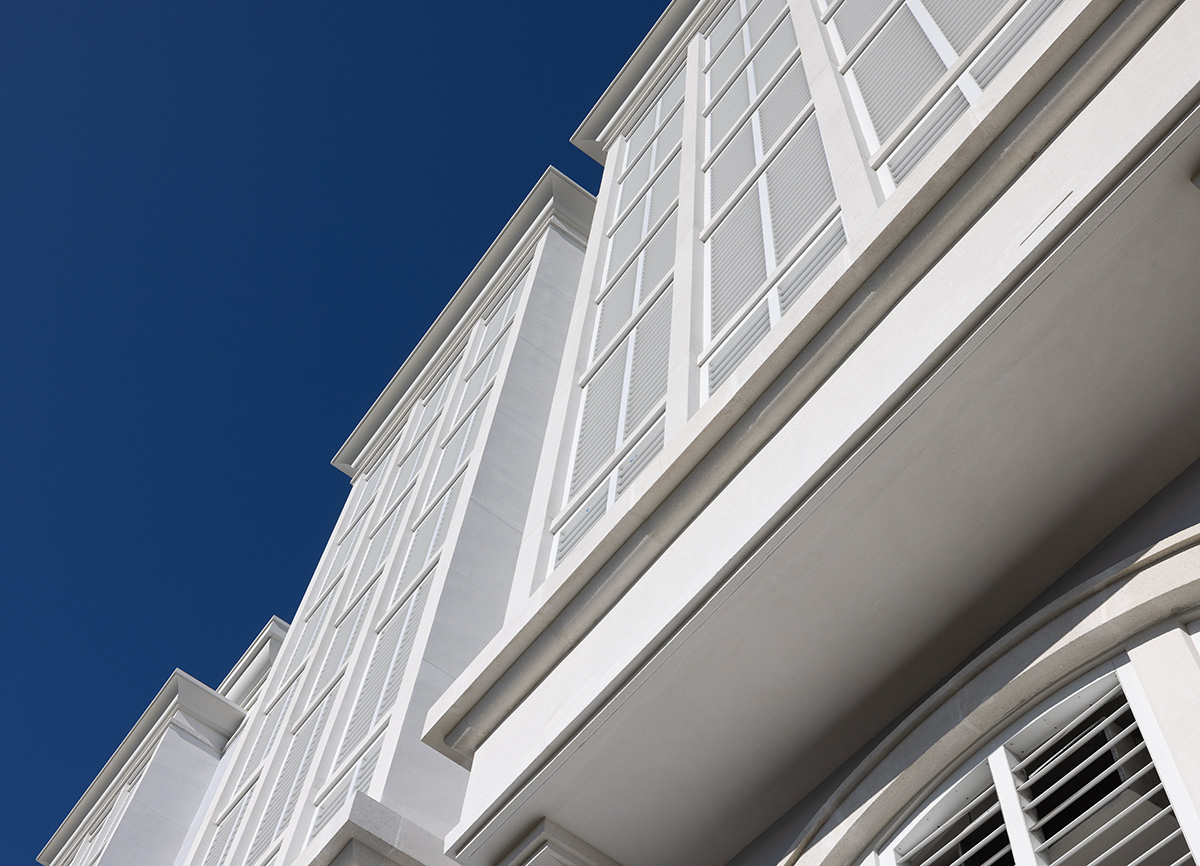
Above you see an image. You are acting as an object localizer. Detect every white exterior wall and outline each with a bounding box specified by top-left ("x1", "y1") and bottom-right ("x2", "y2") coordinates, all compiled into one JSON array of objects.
[{"x1": 43, "y1": 3, "x2": 1200, "y2": 866}]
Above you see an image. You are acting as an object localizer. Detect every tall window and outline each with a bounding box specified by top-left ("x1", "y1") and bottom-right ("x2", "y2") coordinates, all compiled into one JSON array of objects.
[
  {"x1": 701, "y1": 0, "x2": 846, "y2": 395},
  {"x1": 553, "y1": 65, "x2": 685, "y2": 566}
]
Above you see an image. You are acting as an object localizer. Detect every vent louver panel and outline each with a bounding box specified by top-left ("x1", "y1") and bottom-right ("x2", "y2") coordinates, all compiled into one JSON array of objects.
[
  {"x1": 246, "y1": 692, "x2": 333, "y2": 865},
  {"x1": 709, "y1": 300, "x2": 771, "y2": 394},
  {"x1": 896, "y1": 766, "x2": 1014, "y2": 866},
  {"x1": 778, "y1": 217, "x2": 846, "y2": 313},
  {"x1": 337, "y1": 577, "x2": 430, "y2": 764},
  {"x1": 834, "y1": 0, "x2": 1069, "y2": 190},
  {"x1": 970, "y1": 0, "x2": 1066, "y2": 88},
  {"x1": 202, "y1": 788, "x2": 251, "y2": 866},
  {"x1": 710, "y1": 124, "x2": 758, "y2": 216},
  {"x1": 556, "y1": 485, "x2": 610, "y2": 567},
  {"x1": 284, "y1": 591, "x2": 333, "y2": 679},
  {"x1": 311, "y1": 735, "x2": 384, "y2": 840},
  {"x1": 766, "y1": 118, "x2": 837, "y2": 260},
  {"x1": 852, "y1": 6, "x2": 948, "y2": 143},
  {"x1": 625, "y1": 288, "x2": 672, "y2": 439},
  {"x1": 238, "y1": 679, "x2": 298, "y2": 789},
  {"x1": 921, "y1": 0, "x2": 1008, "y2": 53},
  {"x1": 379, "y1": 578, "x2": 431, "y2": 717},
  {"x1": 571, "y1": 352, "x2": 625, "y2": 498},
  {"x1": 888, "y1": 87, "x2": 969, "y2": 183},
  {"x1": 310, "y1": 585, "x2": 374, "y2": 703},
  {"x1": 595, "y1": 270, "x2": 638, "y2": 359},
  {"x1": 1010, "y1": 684, "x2": 1194, "y2": 866},
  {"x1": 759, "y1": 61, "x2": 811, "y2": 152},
  {"x1": 711, "y1": 191, "x2": 769, "y2": 334},
  {"x1": 616, "y1": 417, "x2": 666, "y2": 496},
  {"x1": 832, "y1": 0, "x2": 893, "y2": 55}
]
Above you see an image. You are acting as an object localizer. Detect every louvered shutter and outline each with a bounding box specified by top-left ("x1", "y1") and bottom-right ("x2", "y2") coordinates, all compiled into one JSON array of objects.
[
  {"x1": 556, "y1": 485, "x2": 609, "y2": 566},
  {"x1": 570, "y1": 355, "x2": 624, "y2": 497},
  {"x1": 625, "y1": 289, "x2": 672, "y2": 439},
  {"x1": 237, "y1": 678, "x2": 298, "y2": 788},
  {"x1": 310, "y1": 585, "x2": 374, "y2": 702},
  {"x1": 311, "y1": 732, "x2": 385, "y2": 841},
  {"x1": 202, "y1": 788, "x2": 251, "y2": 866},
  {"x1": 594, "y1": 270, "x2": 638, "y2": 359},
  {"x1": 766, "y1": 118, "x2": 837, "y2": 259},
  {"x1": 921, "y1": 0, "x2": 1008, "y2": 54},
  {"x1": 378, "y1": 578, "x2": 432, "y2": 716},
  {"x1": 283, "y1": 590, "x2": 332, "y2": 679},
  {"x1": 710, "y1": 191, "x2": 768, "y2": 334},
  {"x1": 852, "y1": 6, "x2": 948, "y2": 143},
  {"x1": 893, "y1": 763, "x2": 1013, "y2": 866},
  {"x1": 246, "y1": 692, "x2": 333, "y2": 864},
  {"x1": 616, "y1": 417, "x2": 666, "y2": 497},
  {"x1": 832, "y1": 0, "x2": 892, "y2": 54},
  {"x1": 710, "y1": 300, "x2": 771, "y2": 393},
  {"x1": 970, "y1": 0, "x2": 1066, "y2": 87}
]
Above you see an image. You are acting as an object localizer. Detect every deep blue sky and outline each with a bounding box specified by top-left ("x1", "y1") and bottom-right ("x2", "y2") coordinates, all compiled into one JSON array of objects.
[{"x1": 1, "y1": 3, "x2": 664, "y2": 862}]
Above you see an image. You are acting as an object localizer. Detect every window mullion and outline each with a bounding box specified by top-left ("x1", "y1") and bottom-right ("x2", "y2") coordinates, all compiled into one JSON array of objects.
[
  {"x1": 1120, "y1": 634, "x2": 1200, "y2": 855},
  {"x1": 987, "y1": 748, "x2": 1046, "y2": 866}
]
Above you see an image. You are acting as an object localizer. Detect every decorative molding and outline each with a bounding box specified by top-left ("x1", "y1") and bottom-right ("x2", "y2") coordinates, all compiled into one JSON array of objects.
[{"x1": 498, "y1": 820, "x2": 623, "y2": 866}]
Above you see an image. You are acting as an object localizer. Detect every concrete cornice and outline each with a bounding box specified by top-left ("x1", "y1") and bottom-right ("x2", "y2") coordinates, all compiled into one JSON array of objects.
[
  {"x1": 571, "y1": 0, "x2": 704, "y2": 162},
  {"x1": 39, "y1": 670, "x2": 244, "y2": 866},
  {"x1": 218, "y1": 615, "x2": 288, "y2": 705},
  {"x1": 331, "y1": 167, "x2": 595, "y2": 478}
]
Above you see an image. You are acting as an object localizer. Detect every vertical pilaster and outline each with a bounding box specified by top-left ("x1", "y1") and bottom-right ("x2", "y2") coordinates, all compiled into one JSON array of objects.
[
  {"x1": 788, "y1": 0, "x2": 883, "y2": 245},
  {"x1": 670, "y1": 36, "x2": 706, "y2": 426}
]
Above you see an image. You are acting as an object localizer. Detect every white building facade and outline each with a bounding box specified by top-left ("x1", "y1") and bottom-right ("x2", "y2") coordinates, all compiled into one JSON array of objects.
[{"x1": 41, "y1": 2, "x2": 1200, "y2": 866}]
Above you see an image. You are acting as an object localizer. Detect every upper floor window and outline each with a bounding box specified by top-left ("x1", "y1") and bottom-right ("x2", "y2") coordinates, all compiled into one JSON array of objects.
[{"x1": 823, "y1": 0, "x2": 1068, "y2": 191}]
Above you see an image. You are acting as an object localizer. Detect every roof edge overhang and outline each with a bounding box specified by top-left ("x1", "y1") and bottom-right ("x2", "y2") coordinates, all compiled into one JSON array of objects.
[
  {"x1": 38, "y1": 670, "x2": 244, "y2": 866},
  {"x1": 331, "y1": 167, "x2": 595, "y2": 478},
  {"x1": 571, "y1": 0, "x2": 704, "y2": 162},
  {"x1": 217, "y1": 615, "x2": 289, "y2": 703}
]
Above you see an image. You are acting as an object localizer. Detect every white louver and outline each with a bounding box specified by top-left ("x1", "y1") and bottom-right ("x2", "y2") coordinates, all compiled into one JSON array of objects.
[
  {"x1": 879, "y1": 670, "x2": 1196, "y2": 866},
  {"x1": 246, "y1": 690, "x2": 334, "y2": 865},
  {"x1": 337, "y1": 576, "x2": 431, "y2": 765},
  {"x1": 1008, "y1": 681, "x2": 1194, "y2": 866},
  {"x1": 283, "y1": 589, "x2": 332, "y2": 679},
  {"x1": 311, "y1": 735, "x2": 384, "y2": 840},
  {"x1": 703, "y1": 0, "x2": 842, "y2": 394},
  {"x1": 201, "y1": 787, "x2": 252, "y2": 866},
  {"x1": 236, "y1": 678, "x2": 298, "y2": 789},
  {"x1": 893, "y1": 764, "x2": 1014, "y2": 866},
  {"x1": 834, "y1": 0, "x2": 1071, "y2": 190},
  {"x1": 309, "y1": 584, "x2": 375, "y2": 705}
]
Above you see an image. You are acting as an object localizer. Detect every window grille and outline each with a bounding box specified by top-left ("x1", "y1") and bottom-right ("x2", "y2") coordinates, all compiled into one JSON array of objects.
[{"x1": 878, "y1": 671, "x2": 1195, "y2": 866}]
